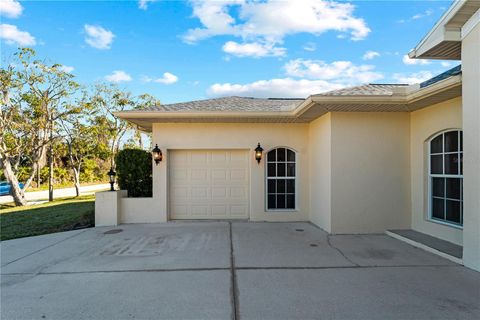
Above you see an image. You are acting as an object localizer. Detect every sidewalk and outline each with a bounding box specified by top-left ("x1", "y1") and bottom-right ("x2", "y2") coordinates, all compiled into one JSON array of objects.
[{"x1": 0, "y1": 184, "x2": 110, "y2": 205}]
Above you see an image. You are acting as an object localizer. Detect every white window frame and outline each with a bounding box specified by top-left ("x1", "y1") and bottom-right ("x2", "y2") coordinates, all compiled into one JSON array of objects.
[
  {"x1": 265, "y1": 147, "x2": 298, "y2": 212},
  {"x1": 427, "y1": 129, "x2": 463, "y2": 229}
]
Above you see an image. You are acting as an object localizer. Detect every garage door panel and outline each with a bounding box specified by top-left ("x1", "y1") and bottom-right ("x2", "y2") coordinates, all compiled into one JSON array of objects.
[
  {"x1": 212, "y1": 187, "x2": 227, "y2": 199},
  {"x1": 190, "y1": 151, "x2": 209, "y2": 164},
  {"x1": 170, "y1": 150, "x2": 249, "y2": 219},
  {"x1": 231, "y1": 205, "x2": 248, "y2": 217}
]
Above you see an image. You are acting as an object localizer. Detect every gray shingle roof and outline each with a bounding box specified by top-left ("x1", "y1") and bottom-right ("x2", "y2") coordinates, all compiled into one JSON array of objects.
[
  {"x1": 314, "y1": 84, "x2": 408, "y2": 97},
  {"x1": 146, "y1": 96, "x2": 304, "y2": 112}
]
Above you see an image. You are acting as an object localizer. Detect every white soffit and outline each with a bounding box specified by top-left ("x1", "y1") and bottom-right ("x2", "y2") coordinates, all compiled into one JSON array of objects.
[{"x1": 409, "y1": 0, "x2": 480, "y2": 60}]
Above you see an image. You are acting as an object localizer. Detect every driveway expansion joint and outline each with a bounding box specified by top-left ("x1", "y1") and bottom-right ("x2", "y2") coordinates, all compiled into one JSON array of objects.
[
  {"x1": 1, "y1": 229, "x2": 88, "y2": 268},
  {"x1": 0, "y1": 264, "x2": 460, "y2": 276},
  {"x1": 326, "y1": 234, "x2": 360, "y2": 267},
  {"x1": 229, "y1": 222, "x2": 239, "y2": 320}
]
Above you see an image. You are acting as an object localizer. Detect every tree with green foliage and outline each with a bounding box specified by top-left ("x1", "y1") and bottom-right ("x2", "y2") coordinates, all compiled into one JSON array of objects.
[
  {"x1": 91, "y1": 84, "x2": 135, "y2": 167},
  {"x1": 58, "y1": 91, "x2": 109, "y2": 196},
  {"x1": 0, "y1": 48, "x2": 79, "y2": 206}
]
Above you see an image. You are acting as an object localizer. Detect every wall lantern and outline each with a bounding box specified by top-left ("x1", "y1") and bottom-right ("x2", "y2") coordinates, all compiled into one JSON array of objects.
[
  {"x1": 152, "y1": 144, "x2": 163, "y2": 165},
  {"x1": 255, "y1": 143, "x2": 264, "y2": 164},
  {"x1": 107, "y1": 167, "x2": 116, "y2": 191}
]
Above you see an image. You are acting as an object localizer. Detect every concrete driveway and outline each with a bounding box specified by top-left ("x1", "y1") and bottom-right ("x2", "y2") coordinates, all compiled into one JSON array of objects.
[{"x1": 1, "y1": 222, "x2": 479, "y2": 319}]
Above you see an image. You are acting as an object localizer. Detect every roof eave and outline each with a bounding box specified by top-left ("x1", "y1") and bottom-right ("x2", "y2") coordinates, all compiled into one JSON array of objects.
[{"x1": 409, "y1": 0, "x2": 480, "y2": 60}]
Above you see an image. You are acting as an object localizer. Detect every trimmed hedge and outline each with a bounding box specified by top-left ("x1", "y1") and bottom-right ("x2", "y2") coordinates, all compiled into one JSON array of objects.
[{"x1": 115, "y1": 149, "x2": 152, "y2": 197}]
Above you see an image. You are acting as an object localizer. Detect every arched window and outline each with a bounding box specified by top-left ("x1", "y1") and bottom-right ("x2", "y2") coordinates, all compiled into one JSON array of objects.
[
  {"x1": 429, "y1": 130, "x2": 463, "y2": 226},
  {"x1": 266, "y1": 147, "x2": 296, "y2": 210}
]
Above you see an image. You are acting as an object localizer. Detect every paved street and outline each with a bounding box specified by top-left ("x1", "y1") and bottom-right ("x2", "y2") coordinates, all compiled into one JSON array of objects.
[
  {"x1": 0, "y1": 184, "x2": 110, "y2": 204},
  {"x1": 1, "y1": 222, "x2": 479, "y2": 319}
]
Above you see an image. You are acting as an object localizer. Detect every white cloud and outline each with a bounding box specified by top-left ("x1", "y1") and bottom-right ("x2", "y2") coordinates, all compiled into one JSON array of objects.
[
  {"x1": 143, "y1": 72, "x2": 178, "y2": 85},
  {"x1": 284, "y1": 59, "x2": 383, "y2": 84},
  {"x1": 184, "y1": 0, "x2": 370, "y2": 56},
  {"x1": 0, "y1": 0, "x2": 23, "y2": 18},
  {"x1": 222, "y1": 40, "x2": 285, "y2": 58},
  {"x1": 412, "y1": 9, "x2": 433, "y2": 20},
  {"x1": 392, "y1": 71, "x2": 432, "y2": 84},
  {"x1": 208, "y1": 78, "x2": 344, "y2": 98},
  {"x1": 105, "y1": 70, "x2": 132, "y2": 83},
  {"x1": 59, "y1": 65, "x2": 74, "y2": 73},
  {"x1": 138, "y1": 0, "x2": 157, "y2": 10},
  {"x1": 402, "y1": 54, "x2": 431, "y2": 65},
  {"x1": 84, "y1": 24, "x2": 115, "y2": 50},
  {"x1": 441, "y1": 61, "x2": 452, "y2": 67},
  {"x1": 303, "y1": 42, "x2": 316, "y2": 52},
  {"x1": 208, "y1": 58, "x2": 384, "y2": 98},
  {"x1": 0, "y1": 24, "x2": 36, "y2": 46},
  {"x1": 362, "y1": 50, "x2": 380, "y2": 60}
]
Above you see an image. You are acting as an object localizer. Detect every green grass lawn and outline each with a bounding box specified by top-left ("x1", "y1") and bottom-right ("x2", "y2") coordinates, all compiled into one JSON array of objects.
[{"x1": 0, "y1": 195, "x2": 95, "y2": 241}]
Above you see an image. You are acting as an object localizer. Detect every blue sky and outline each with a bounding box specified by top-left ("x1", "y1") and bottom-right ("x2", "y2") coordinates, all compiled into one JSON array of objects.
[{"x1": 1, "y1": 0, "x2": 457, "y2": 104}]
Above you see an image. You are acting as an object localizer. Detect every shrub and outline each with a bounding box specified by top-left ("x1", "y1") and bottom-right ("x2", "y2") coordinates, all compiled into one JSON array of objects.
[
  {"x1": 40, "y1": 167, "x2": 71, "y2": 185},
  {"x1": 115, "y1": 149, "x2": 152, "y2": 197}
]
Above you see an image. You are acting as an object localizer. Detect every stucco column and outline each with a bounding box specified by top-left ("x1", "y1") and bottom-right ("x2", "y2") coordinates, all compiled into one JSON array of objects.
[
  {"x1": 152, "y1": 124, "x2": 168, "y2": 222},
  {"x1": 95, "y1": 190, "x2": 127, "y2": 226},
  {"x1": 461, "y1": 19, "x2": 480, "y2": 271}
]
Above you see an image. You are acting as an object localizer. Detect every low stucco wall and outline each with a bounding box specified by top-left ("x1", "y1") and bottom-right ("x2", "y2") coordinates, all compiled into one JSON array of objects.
[
  {"x1": 152, "y1": 123, "x2": 310, "y2": 222},
  {"x1": 308, "y1": 113, "x2": 332, "y2": 232},
  {"x1": 120, "y1": 198, "x2": 165, "y2": 224},
  {"x1": 330, "y1": 112, "x2": 411, "y2": 234},
  {"x1": 410, "y1": 97, "x2": 463, "y2": 245}
]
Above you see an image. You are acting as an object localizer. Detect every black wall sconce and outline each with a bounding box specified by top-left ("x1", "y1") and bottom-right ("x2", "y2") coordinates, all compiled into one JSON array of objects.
[
  {"x1": 255, "y1": 143, "x2": 264, "y2": 164},
  {"x1": 107, "y1": 167, "x2": 116, "y2": 191},
  {"x1": 152, "y1": 144, "x2": 163, "y2": 165}
]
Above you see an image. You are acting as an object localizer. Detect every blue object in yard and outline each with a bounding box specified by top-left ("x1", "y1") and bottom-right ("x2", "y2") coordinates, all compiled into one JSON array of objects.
[{"x1": 0, "y1": 181, "x2": 25, "y2": 196}]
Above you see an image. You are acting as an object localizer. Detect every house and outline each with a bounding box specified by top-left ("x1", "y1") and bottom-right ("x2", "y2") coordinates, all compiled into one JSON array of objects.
[{"x1": 97, "y1": 0, "x2": 480, "y2": 272}]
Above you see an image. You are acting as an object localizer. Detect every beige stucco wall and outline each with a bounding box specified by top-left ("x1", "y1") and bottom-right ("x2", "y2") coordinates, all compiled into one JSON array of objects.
[
  {"x1": 95, "y1": 190, "x2": 127, "y2": 226},
  {"x1": 330, "y1": 112, "x2": 411, "y2": 234},
  {"x1": 461, "y1": 21, "x2": 480, "y2": 270},
  {"x1": 120, "y1": 198, "x2": 166, "y2": 224},
  {"x1": 151, "y1": 123, "x2": 310, "y2": 222},
  {"x1": 308, "y1": 113, "x2": 332, "y2": 232},
  {"x1": 410, "y1": 97, "x2": 463, "y2": 245}
]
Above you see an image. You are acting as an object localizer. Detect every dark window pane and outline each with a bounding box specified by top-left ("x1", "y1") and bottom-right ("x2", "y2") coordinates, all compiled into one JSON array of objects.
[
  {"x1": 286, "y1": 195, "x2": 295, "y2": 209},
  {"x1": 277, "y1": 163, "x2": 286, "y2": 177},
  {"x1": 460, "y1": 152, "x2": 463, "y2": 175},
  {"x1": 268, "y1": 195, "x2": 276, "y2": 209},
  {"x1": 277, "y1": 148, "x2": 286, "y2": 161},
  {"x1": 277, "y1": 179, "x2": 286, "y2": 193},
  {"x1": 431, "y1": 135, "x2": 443, "y2": 153},
  {"x1": 287, "y1": 179, "x2": 295, "y2": 193},
  {"x1": 460, "y1": 131, "x2": 463, "y2": 151},
  {"x1": 444, "y1": 131, "x2": 459, "y2": 152},
  {"x1": 444, "y1": 154, "x2": 459, "y2": 175},
  {"x1": 446, "y1": 200, "x2": 461, "y2": 224},
  {"x1": 287, "y1": 149, "x2": 295, "y2": 161},
  {"x1": 287, "y1": 163, "x2": 295, "y2": 177},
  {"x1": 431, "y1": 155, "x2": 443, "y2": 174},
  {"x1": 432, "y1": 178, "x2": 444, "y2": 197},
  {"x1": 432, "y1": 198, "x2": 445, "y2": 220},
  {"x1": 446, "y1": 178, "x2": 461, "y2": 200},
  {"x1": 277, "y1": 195, "x2": 286, "y2": 209},
  {"x1": 268, "y1": 163, "x2": 276, "y2": 177},
  {"x1": 267, "y1": 150, "x2": 276, "y2": 162},
  {"x1": 268, "y1": 179, "x2": 276, "y2": 194}
]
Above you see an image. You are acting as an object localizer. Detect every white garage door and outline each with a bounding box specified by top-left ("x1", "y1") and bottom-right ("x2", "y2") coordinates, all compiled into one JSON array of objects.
[{"x1": 169, "y1": 150, "x2": 249, "y2": 219}]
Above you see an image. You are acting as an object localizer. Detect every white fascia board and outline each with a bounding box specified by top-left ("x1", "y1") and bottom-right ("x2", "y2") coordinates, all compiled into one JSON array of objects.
[
  {"x1": 409, "y1": 0, "x2": 465, "y2": 59},
  {"x1": 462, "y1": 8, "x2": 480, "y2": 39}
]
